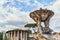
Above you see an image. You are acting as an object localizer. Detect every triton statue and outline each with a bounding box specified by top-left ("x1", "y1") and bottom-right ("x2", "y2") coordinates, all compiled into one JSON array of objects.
[{"x1": 29, "y1": 8, "x2": 54, "y2": 33}]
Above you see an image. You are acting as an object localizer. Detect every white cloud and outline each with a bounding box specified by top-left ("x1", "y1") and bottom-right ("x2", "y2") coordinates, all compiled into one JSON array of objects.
[
  {"x1": 0, "y1": 0, "x2": 60, "y2": 32},
  {"x1": 17, "y1": 0, "x2": 30, "y2": 2},
  {"x1": 3, "y1": 6, "x2": 35, "y2": 23},
  {"x1": 0, "y1": 25, "x2": 21, "y2": 32},
  {"x1": 46, "y1": 0, "x2": 60, "y2": 32},
  {"x1": 47, "y1": 0, "x2": 60, "y2": 16},
  {"x1": 0, "y1": 0, "x2": 7, "y2": 5},
  {"x1": 0, "y1": 3, "x2": 34, "y2": 32}
]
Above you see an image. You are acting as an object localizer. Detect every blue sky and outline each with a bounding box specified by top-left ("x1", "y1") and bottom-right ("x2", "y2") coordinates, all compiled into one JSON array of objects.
[
  {"x1": 3, "y1": 0, "x2": 56, "y2": 11},
  {"x1": 0, "y1": 0, "x2": 60, "y2": 32}
]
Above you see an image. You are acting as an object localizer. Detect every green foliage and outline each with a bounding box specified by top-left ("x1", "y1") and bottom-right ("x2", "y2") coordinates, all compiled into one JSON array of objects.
[
  {"x1": 25, "y1": 23, "x2": 37, "y2": 28},
  {"x1": 27, "y1": 30, "x2": 32, "y2": 34},
  {"x1": 0, "y1": 32, "x2": 8, "y2": 40},
  {"x1": 0, "y1": 32, "x2": 3, "y2": 40},
  {"x1": 25, "y1": 23, "x2": 37, "y2": 33}
]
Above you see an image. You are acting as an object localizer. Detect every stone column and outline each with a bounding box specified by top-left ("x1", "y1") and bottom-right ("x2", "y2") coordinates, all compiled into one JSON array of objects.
[
  {"x1": 19, "y1": 31, "x2": 21, "y2": 40},
  {"x1": 23, "y1": 32, "x2": 27, "y2": 40},
  {"x1": 21, "y1": 31, "x2": 22, "y2": 40},
  {"x1": 14, "y1": 31, "x2": 15, "y2": 40},
  {"x1": 23, "y1": 32, "x2": 25, "y2": 40},
  {"x1": 26, "y1": 32, "x2": 27, "y2": 40},
  {"x1": 3, "y1": 32, "x2": 6, "y2": 40},
  {"x1": 17, "y1": 31, "x2": 19, "y2": 40},
  {"x1": 15, "y1": 31, "x2": 17, "y2": 40},
  {"x1": 11, "y1": 32, "x2": 13, "y2": 40},
  {"x1": 9, "y1": 32, "x2": 11, "y2": 40}
]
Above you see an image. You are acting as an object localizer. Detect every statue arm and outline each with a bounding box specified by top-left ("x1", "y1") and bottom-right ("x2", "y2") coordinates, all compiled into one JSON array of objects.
[
  {"x1": 49, "y1": 11, "x2": 54, "y2": 18},
  {"x1": 29, "y1": 12, "x2": 38, "y2": 22},
  {"x1": 43, "y1": 11, "x2": 54, "y2": 33},
  {"x1": 44, "y1": 11, "x2": 54, "y2": 28},
  {"x1": 29, "y1": 10, "x2": 40, "y2": 22}
]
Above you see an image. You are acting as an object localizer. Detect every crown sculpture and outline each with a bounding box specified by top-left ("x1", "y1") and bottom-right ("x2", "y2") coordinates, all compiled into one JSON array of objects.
[{"x1": 29, "y1": 8, "x2": 54, "y2": 40}]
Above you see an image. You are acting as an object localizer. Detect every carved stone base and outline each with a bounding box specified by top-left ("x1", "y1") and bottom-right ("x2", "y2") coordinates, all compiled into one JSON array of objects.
[{"x1": 42, "y1": 27, "x2": 53, "y2": 34}]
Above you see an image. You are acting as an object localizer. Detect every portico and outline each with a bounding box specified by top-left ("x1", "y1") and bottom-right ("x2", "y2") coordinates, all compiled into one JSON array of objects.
[{"x1": 6, "y1": 29, "x2": 28, "y2": 40}]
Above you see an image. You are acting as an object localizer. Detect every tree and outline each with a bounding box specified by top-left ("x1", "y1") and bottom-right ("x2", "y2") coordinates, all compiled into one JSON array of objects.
[
  {"x1": 0, "y1": 32, "x2": 3, "y2": 40},
  {"x1": 25, "y1": 23, "x2": 37, "y2": 33}
]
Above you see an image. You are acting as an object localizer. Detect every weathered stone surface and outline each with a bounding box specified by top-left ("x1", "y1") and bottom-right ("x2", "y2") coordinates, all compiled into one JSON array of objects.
[{"x1": 29, "y1": 8, "x2": 54, "y2": 40}]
